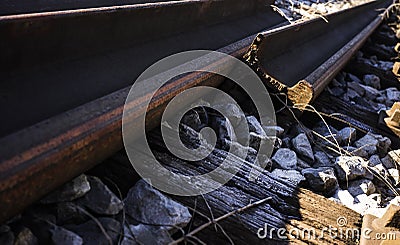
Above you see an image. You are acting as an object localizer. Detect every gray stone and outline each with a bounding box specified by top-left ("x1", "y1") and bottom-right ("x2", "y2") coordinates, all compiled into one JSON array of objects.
[
  {"x1": 124, "y1": 224, "x2": 172, "y2": 245},
  {"x1": 328, "y1": 87, "x2": 345, "y2": 97},
  {"x1": 271, "y1": 148, "x2": 297, "y2": 170},
  {"x1": 50, "y1": 226, "x2": 83, "y2": 245},
  {"x1": 301, "y1": 167, "x2": 338, "y2": 196},
  {"x1": 291, "y1": 133, "x2": 314, "y2": 162},
  {"x1": 342, "y1": 93, "x2": 350, "y2": 102},
  {"x1": 331, "y1": 78, "x2": 344, "y2": 87},
  {"x1": 41, "y1": 175, "x2": 90, "y2": 204},
  {"x1": 120, "y1": 225, "x2": 138, "y2": 245},
  {"x1": 262, "y1": 126, "x2": 284, "y2": 137},
  {"x1": 347, "y1": 73, "x2": 362, "y2": 83},
  {"x1": 14, "y1": 227, "x2": 38, "y2": 245},
  {"x1": 335, "y1": 156, "x2": 369, "y2": 182},
  {"x1": 298, "y1": 124, "x2": 316, "y2": 138},
  {"x1": 214, "y1": 103, "x2": 242, "y2": 127},
  {"x1": 313, "y1": 151, "x2": 333, "y2": 167},
  {"x1": 381, "y1": 155, "x2": 395, "y2": 169},
  {"x1": 270, "y1": 169, "x2": 306, "y2": 187},
  {"x1": 354, "y1": 133, "x2": 379, "y2": 156},
  {"x1": 246, "y1": 116, "x2": 266, "y2": 136},
  {"x1": 312, "y1": 121, "x2": 338, "y2": 137},
  {"x1": 212, "y1": 117, "x2": 236, "y2": 150},
  {"x1": 343, "y1": 146, "x2": 369, "y2": 158},
  {"x1": 370, "y1": 133, "x2": 391, "y2": 156},
  {"x1": 347, "y1": 88, "x2": 361, "y2": 99},
  {"x1": 385, "y1": 99, "x2": 395, "y2": 107},
  {"x1": 281, "y1": 137, "x2": 291, "y2": 148},
  {"x1": 65, "y1": 217, "x2": 120, "y2": 245},
  {"x1": 376, "y1": 95, "x2": 386, "y2": 104},
  {"x1": 296, "y1": 158, "x2": 312, "y2": 171},
  {"x1": 0, "y1": 227, "x2": 14, "y2": 245},
  {"x1": 124, "y1": 180, "x2": 191, "y2": 228},
  {"x1": 360, "y1": 84, "x2": 379, "y2": 101},
  {"x1": 248, "y1": 132, "x2": 278, "y2": 151},
  {"x1": 0, "y1": 225, "x2": 10, "y2": 233},
  {"x1": 377, "y1": 60, "x2": 394, "y2": 71},
  {"x1": 271, "y1": 136, "x2": 283, "y2": 150},
  {"x1": 363, "y1": 74, "x2": 381, "y2": 89},
  {"x1": 386, "y1": 87, "x2": 400, "y2": 101},
  {"x1": 181, "y1": 108, "x2": 205, "y2": 132},
  {"x1": 353, "y1": 96, "x2": 373, "y2": 109},
  {"x1": 347, "y1": 179, "x2": 376, "y2": 196},
  {"x1": 368, "y1": 155, "x2": 382, "y2": 167},
  {"x1": 373, "y1": 103, "x2": 388, "y2": 112},
  {"x1": 77, "y1": 176, "x2": 123, "y2": 215},
  {"x1": 347, "y1": 81, "x2": 365, "y2": 96},
  {"x1": 337, "y1": 127, "x2": 356, "y2": 145},
  {"x1": 56, "y1": 202, "x2": 88, "y2": 225}
]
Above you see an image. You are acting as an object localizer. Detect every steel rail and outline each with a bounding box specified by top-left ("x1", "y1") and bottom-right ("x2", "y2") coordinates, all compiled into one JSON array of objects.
[
  {"x1": 0, "y1": 1, "x2": 285, "y2": 223},
  {"x1": 243, "y1": 0, "x2": 393, "y2": 107},
  {"x1": 0, "y1": 0, "x2": 283, "y2": 138}
]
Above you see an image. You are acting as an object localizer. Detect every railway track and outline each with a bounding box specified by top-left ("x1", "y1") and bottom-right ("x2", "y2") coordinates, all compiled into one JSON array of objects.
[{"x1": 1, "y1": 0, "x2": 400, "y2": 244}]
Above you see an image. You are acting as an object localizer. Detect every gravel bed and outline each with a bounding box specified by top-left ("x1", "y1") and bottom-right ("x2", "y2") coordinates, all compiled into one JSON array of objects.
[{"x1": 273, "y1": 0, "x2": 374, "y2": 22}]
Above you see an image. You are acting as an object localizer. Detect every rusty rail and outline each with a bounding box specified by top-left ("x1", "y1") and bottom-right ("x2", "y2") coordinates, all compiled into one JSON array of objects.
[
  {"x1": 243, "y1": 0, "x2": 392, "y2": 107},
  {"x1": 0, "y1": 0, "x2": 283, "y2": 138},
  {"x1": 0, "y1": 0, "x2": 285, "y2": 223}
]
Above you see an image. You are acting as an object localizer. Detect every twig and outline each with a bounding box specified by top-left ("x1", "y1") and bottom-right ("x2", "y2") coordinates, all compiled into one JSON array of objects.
[
  {"x1": 271, "y1": 5, "x2": 294, "y2": 24},
  {"x1": 73, "y1": 205, "x2": 113, "y2": 245},
  {"x1": 169, "y1": 197, "x2": 272, "y2": 245}
]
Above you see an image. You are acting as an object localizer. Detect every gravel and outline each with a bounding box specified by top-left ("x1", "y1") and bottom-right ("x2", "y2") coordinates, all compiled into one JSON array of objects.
[
  {"x1": 77, "y1": 176, "x2": 123, "y2": 215},
  {"x1": 274, "y1": 0, "x2": 372, "y2": 22},
  {"x1": 301, "y1": 167, "x2": 338, "y2": 196},
  {"x1": 347, "y1": 179, "x2": 376, "y2": 196},
  {"x1": 270, "y1": 169, "x2": 306, "y2": 187},
  {"x1": 124, "y1": 179, "x2": 192, "y2": 229},
  {"x1": 272, "y1": 148, "x2": 298, "y2": 170},
  {"x1": 335, "y1": 156, "x2": 371, "y2": 182},
  {"x1": 336, "y1": 127, "x2": 356, "y2": 145},
  {"x1": 14, "y1": 227, "x2": 38, "y2": 245},
  {"x1": 354, "y1": 133, "x2": 379, "y2": 156},
  {"x1": 291, "y1": 133, "x2": 315, "y2": 162},
  {"x1": 40, "y1": 175, "x2": 91, "y2": 204}
]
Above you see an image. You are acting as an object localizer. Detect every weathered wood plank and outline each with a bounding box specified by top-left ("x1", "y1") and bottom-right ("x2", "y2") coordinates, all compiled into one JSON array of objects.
[
  {"x1": 109, "y1": 126, "x2": 362, "y2": 244},
  {"x1": 310, "y1": 91, "x2": 400, "y2": 149}
]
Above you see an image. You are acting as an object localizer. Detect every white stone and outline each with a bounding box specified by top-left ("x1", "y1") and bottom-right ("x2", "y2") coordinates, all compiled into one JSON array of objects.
[
  {"x1": 335, "y1": 156, "x2": 370, "y2": 182},
  {"x1": 347, "y1": 179, "x2": 376, "y2": 196}
]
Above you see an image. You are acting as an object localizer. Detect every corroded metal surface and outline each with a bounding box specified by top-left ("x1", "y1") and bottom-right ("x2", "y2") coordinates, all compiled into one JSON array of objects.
[
  {"x1": 0, "y1": 1, "x2": 285, "y2": 223},
  {"x1": 0, "y1": 0, "x2": 284, "y2": 138},
  {"x1": 243, "y1": 0, "x2": 391, "y2": 106}
]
